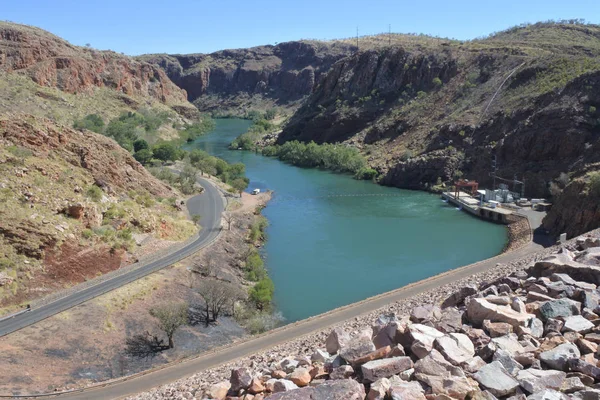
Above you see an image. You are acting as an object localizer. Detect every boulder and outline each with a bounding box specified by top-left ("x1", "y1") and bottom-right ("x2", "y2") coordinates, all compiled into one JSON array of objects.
[
  {"x1": 249, "y1": 378, "x2": 266, "y2": 394},
  {"x1": 545, "y1": 319, "x2": 564, "y2": 335},
  {"x1": 351, "y1": 346, "x2": 391, "y2": 365},
  {"x1": 206, "y1": 381, "x2": 231, "y2": 400},
  {"x1": 265, "y1": 379, "x2": 365, "y2": 399},
  {"x1": 361, "y1": 356, "x2": 413, "y2": 383},
  {"x1": 576, "y1": 338, "x2": 598, "y2": 354},
  {"x1": 483, "y1": 320, "x2": 514, "y2": 337},
  {"x1": 512, "y1": 298, "x2": 527, "y2": 313},
  {"x1": 366, "y1": 378, "x2": 390, "y2": 400},
  {"x1": 560, "y1": 376, "x2": 585, "y2": 394},
  {"x1": 231, "y1": 368, "x2": 254, "y2": 392},
  {"x1": 528, "y1": 253, "x2": 600, "y2": 286},
  {"x1": 388, "y1": 380, "x2": 426, "y2": 400},
  {"x1": 516, "y1": 369, "x2": 566, "y2": 393},
  {"x1": 525, "y1": 389, "x2": 569, "y2": 400},
  {"x1": 550, "y1": 273, "x2": 596, "y2": 291},
  {"x1": 583, "y1": 290, "x2": 600, "y2": 311},
  {"x1": 339, "y1": 335, "x2": 376, "y2": 364},
  {"x1": 434, "y1": 307, "x2": 464, "y2": 334},
  {"x1": 289, "y1": 368, "x2": 311, "y2": 387},
  {"x1": 461, "y1": 356, "x2": 487, "y2": 373},
  {"x1": 539, "y1": 343, "x2": 580, "y2": 370},
  {"x1": 417, "y1": 374, "x2": 479, "y2": 399},
  {"x1": 272, "y1": 379, "x2": 299, "y2": 393},
  {"x1": 411, "y1": 305, "x2": 442, "y2": 323},
  {"x1": 310, "y1": 349, "x2": 329, "y2": 363},
  {"x1": 325, "y1": 328, "x2": 350, "y2": 354},
  {"x1": 474, "y1": 361, "x2": 520, "y2": 397},
  {"x1": 566, "y1": 358, "x2": 600, "y2": 380},
  {"x1": 539, "y1": 299, "x2": 581, "y2": 321},
  {"x1": 434, "y1": 333, "x2": 475, "y2": 365},
  {"x1": 414, "y1": 349, "x2": 464, "y2": 378},
  {"x1": 562, "y1": 315, "x2": 595, "y2": 334},
  {"x1": 528, "y1": 318, "x2": 545, "y2": 338},
  {"x1": 493, "y1": 349, "x2": 524, "y2": 376},
  {"x1": 492, "y1": 334, "x2": 526, "y2": 356},
  {"x1": 442, "y1": 285, "x2": 478, "y2": 308},
  {"x1": 467, "y1": 298, "x2": 533, "y2": 328},
  {"x1": 407, "y1": 324, "x2": 445, "y2": 358},
  {"x1": 329, "y1": 365, "x2": 353, "y2": 380}
]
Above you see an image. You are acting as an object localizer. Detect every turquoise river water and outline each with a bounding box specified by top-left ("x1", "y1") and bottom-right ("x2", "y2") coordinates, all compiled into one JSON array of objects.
[{"x1": 187, "y1": 119, "x2": 507, "y2": 322}]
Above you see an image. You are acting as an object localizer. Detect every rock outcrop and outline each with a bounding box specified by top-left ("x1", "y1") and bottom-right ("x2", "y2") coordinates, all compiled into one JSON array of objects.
[{"x1": 0, "y1": 22, "x2": 191, "y2": 108}]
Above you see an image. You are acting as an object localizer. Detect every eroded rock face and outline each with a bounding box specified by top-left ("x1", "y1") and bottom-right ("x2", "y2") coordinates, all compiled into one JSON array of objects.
[{"x1": 0, "y1": 22, "x2": 190, "y2": 106}]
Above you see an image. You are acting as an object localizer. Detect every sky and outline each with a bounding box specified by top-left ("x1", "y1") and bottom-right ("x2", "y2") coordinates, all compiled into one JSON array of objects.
[{"x1": 3, "y1": 0, "x2": 600, "y2": 55}]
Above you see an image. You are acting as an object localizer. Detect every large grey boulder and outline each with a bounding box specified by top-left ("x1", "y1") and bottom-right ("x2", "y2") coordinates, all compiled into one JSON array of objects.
[
  {"x1": 550, "y1": 273, "x2": 596, "y2": 291},
  {"x1": 415, "y1": 374, "x2": 479, "y2": 400},
  {"x1": 516, "y1": 369, "x2": 567, "y2": 393},
  {"x1": 539, "y1": 299, "x2": 581, "y2": 321},
  {"x1": 272, "y1": 379, "x2": 299, "y2": 393},
  {"x1": 339, "y1": 334, "x2": 376, "y2": 364},
  {"x1": 414, "y1": 349, "x2": 464, "y2": 378},
  {"x1": 434, "y1": 333, "x2": 475, "y2": 365},
  {"x1": 467, "y1": 298, "x2": 533, "y2": 328},
  {"x1": 493, "y1": 349, "x2": 524, "y2": 376},
  {"x1": 366, "y1": 378, "x2": 390, "y2": 400},
  {"x1": 562, "y1": 315, "x2": 594, "y2": 334},
  {"x1": 539, "y1": 343, "x2": 580, "y2": 370},
  {"x1": 265, "y1": 379, "x2": 365, "y2": 399},
  {"x1": 474, "y1": 361, "x2": 520, "y2": 397},
  {"x1": 528, "y1": 253, "x2": 600, "y2": 285},
  {"x1": 492, "y1": 334, "x2": 526, "y2": 356},
  {"x1": 361, "y1": 356, "x2": 413, "y2": 383}
]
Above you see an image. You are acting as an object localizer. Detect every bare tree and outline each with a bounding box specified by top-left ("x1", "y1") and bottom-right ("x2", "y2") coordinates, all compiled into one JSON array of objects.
[
  {"x1": 223, "y1": 212, "x2": 235, "y2": 230},
  {"x1": 193, "y1": 280, "x2": 244, "y2": 327},
  {"x1": 149, "y1": 302, "x2": 188, "y2": 349},
  {"x1": 124, "y1": 331, "x2": 168, "y2": 359}
]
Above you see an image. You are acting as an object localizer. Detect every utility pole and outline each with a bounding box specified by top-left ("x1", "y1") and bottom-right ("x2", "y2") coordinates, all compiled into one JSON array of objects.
[{"x1": 491, "y1": 155, "x2": 497, "y2": 191}]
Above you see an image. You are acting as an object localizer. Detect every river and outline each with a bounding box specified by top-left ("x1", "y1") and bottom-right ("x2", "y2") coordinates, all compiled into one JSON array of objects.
[{"x1": 187, "y1": 119, "x2": 507, "y2": 322}]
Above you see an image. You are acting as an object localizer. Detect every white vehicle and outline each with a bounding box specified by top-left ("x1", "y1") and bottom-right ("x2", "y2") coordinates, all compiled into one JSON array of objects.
[{"x1": 251, "y1": 188, "x2": 260, "y2": 195}]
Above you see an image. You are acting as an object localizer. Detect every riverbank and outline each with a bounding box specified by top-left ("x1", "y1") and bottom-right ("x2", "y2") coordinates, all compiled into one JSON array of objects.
[
  {"x1": 127, "y1": 226, "x2": 587, "y2": 400},
  {"x1": 0, "y1": 189, "x2": 272, "y2": 395}
]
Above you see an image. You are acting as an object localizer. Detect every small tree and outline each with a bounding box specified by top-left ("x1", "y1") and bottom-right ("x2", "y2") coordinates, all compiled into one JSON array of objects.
[
  {"x1": 149, "y1": 302, "x2": 188, "y2": 349},
  {"x1": 133, "y1": 139, "x2": 149, "y2": 152},
  {"x1": 248, "y1": 277, "x2": 274, "y2": 311},
  {"x1": 195, "y1": 280, "x2": 243, "y2": 326},
  {"x1": 223, "y1": 213, "x2": 234, "y2": 230},
  {"x1": 134, "y1": 148, "x2": 153, "y2": 165}
]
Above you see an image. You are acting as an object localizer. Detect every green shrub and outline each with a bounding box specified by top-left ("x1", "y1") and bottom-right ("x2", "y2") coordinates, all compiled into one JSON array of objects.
[
  {"x1": 248, "y1": 277, "x2": 274, "y2": 310},
  {"x1": 74, "y1": 114, "x2": 105, "y2": 133},
  {"x1": 590, "y1": 106, "x2": 597, "y2": 114},
  {"x1": 354, "y1": 167, "x2": 378, "y2": 180},
  {"x1": 152, "y1": 143, "x2": 182, "y2": 162},
  {"x1": 86, "y1": 185, "x2": 103, "y2": 202},
  {"x1": 590, "y1": 172, "x2": 600, "y2": 197},
  {"x1": 400, "y1": 150, "x2": 413, "y2": 161},
  {"x1": 6, "y1": 145, "x2": 33, "y2": 159},
  {"x1": 191, "y1": 214, "x2": 202, "y2": 224},
  {"x1": 432, "y1": 77, "x2": 443, "y2": 87},
  {"x1": 133, "y1": 139, "x2": 149, "y2": 152},
  {"x1": 134, "y1": 148, "x2": 153, "y2": 165},
  {"x1": 82, "y1": 229, "x2": 94, "y2": 239}
]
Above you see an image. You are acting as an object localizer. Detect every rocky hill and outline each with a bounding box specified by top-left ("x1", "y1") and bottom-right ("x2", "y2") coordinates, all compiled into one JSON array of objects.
[
  {"x1": 138, "y1": 41, "x2": 357, "y2": 113},
  {"x1": 274, "y1": 22, "x2": 600, "y2": 238},
  {"x1": 0, "y1": 22, "x2": 205, "y2": 309},
  {"x1": 0, "y1": 21, "x2": 199, "y2": 123}
]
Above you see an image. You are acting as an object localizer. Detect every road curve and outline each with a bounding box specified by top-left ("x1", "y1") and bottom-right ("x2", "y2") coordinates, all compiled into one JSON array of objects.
[
  {"x1": 0, "y1": 177, "x2": 224, "y2": 337},
  {"x1": 51, "y1": 240, "x2": 542, "y2": 400}
]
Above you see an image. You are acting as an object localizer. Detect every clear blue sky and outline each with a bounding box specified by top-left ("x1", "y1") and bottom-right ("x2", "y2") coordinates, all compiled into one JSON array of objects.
[{"x1": 3, "y1": 0, "x2": 599, "y2": 55}]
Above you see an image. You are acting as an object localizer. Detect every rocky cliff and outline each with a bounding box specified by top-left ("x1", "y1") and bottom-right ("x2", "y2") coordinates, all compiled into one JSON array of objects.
[
  {"x1": 0, "y1": 22, "x2": 191, "y2": 107},
  {"x1": 138, "y1": 41, "x2": 357, "y2": 113}
]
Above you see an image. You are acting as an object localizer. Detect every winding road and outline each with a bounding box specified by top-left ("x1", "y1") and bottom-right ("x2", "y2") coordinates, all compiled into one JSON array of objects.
[{"x1": 0, "y1": 177, "x2": 224, "y2": 338}]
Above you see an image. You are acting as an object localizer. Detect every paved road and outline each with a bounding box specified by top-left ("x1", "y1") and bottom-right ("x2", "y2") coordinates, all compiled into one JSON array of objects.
[
  {"x1": 51, "y1": 238, "x2": 545, "y2": 400},
  {"x1": 0, "y1": 177, "x2": 224, "y2": 337}
]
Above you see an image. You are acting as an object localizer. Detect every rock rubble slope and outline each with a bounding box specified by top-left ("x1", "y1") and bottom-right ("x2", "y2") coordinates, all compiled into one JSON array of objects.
[{"x1": 129, "y1": 232, "x2": 600, "y2": 399}]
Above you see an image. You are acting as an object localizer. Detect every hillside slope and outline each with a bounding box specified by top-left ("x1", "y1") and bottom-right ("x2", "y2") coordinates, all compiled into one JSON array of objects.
[
  {"x1": 0, "y1": 115, "x2": 197, "y2": 309},
  {"x1": 0, "y1": 21, "x2": 198, "y2": 122}
]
